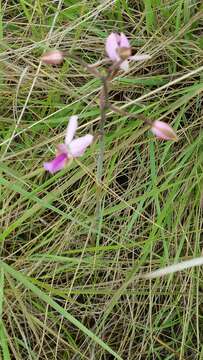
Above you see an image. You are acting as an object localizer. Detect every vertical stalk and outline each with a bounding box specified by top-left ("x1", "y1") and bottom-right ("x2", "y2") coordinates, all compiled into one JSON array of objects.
[
  {"x1": 95, "y1": 76, "x2": 109, "y2": 235},
  {"x1": 96, "y1": 76, "x2": 109, "y2": 182}
]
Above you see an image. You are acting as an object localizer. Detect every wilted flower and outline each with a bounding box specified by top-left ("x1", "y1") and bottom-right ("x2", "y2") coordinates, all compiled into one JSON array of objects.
[
  {"x1": 44, "y1": 115, "x2": 93, "y2": 174},
  {"x1": 151, "y1": 120, "x2": 178, "y2": 141},
  {"x1": 105, "y1": 32, "x2": 151, "y2": 71},
  {"x1": 41, "y1": 50, "x2": 64, "y2": 65}
]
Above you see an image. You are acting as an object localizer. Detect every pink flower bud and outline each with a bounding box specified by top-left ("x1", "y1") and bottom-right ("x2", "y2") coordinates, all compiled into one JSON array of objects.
[
  {"x1": 41, "y1": 50, "x2": 64, "y2": 65},
  {"x1": 151, "y1": 120, "x2": 178, "y2": 141}
]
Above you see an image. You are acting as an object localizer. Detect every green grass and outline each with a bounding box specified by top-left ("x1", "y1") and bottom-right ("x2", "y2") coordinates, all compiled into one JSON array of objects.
[{"x1": 0, "y1": 0, "x2": 203, "y2": 359}]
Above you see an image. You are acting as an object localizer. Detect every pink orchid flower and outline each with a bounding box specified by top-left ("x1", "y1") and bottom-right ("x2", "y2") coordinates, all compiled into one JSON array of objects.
[
  {"x1": 44, "y1": 115, "x2": 93, "y2": 174},
  {"x1": 151, "y1": 120, "x2": 178, "y2": 141},
  {"x1": 105, "y1": 32, "x2": 151, "y2": 71}
]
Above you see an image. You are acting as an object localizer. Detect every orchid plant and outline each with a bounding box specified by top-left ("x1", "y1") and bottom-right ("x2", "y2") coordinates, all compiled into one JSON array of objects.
[{"x1": 42, "y1": 32, "x2": 178, "y2": 175}]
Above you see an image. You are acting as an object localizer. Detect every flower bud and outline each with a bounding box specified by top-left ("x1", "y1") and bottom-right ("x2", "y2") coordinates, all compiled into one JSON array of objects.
[
  {"x1": 41, "y1": 50, "x2": 64, "y2": 65},
  {"x1": 151, "y1": 120, "x2": 178, "y2": 141}
]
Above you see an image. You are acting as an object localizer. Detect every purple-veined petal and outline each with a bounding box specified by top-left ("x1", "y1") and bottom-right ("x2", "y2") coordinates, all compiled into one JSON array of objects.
[
  {"x1": 68, "y1": 134, "x2": 93, "y2": 157},
  {"x1": 119, "y1": 33, "x2": 130, "y2": 48},
  {"x1": 65, "y1": 115, "x2": 78, "y2": 145},
  {"x1": 151, "y1": 120, "x2": 178, "y2": 141},
  {"x1": 105, "y1": 32, "x2": 120, "y2": 61},
  {"x1": 130, "y1": 54, "x2": 151, "y2": 61},
  {"x1": 120, "y1": 59, "x2": 129, "y2": 71},
  {"x1": 44, "y1": 153, "x2": 68, "y2": 173}
]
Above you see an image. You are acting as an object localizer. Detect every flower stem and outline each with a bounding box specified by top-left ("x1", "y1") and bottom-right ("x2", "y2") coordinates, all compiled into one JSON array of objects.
[
  {"x1": 109, "y1": 104, "x2": 152, "y2": 125},
  {"x1": 96, "y1": 77, "x2": 109, "y2": 180},
  {"x1": 95, "y1": 76, "x2": 109, "y2": 239}
]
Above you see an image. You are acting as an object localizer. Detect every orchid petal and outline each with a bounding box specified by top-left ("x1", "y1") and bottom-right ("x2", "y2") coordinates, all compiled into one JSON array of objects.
[
  {"x1": 105, "y1": 32, "x2": 119, "y2": 61},
  {"x1": 44, "y1": 153, "x2": 68, "y2": 173},
  {"x1": 120, "y1": 60, "x2": 129, "y2": 72},
  {"x1": 130, "y1": 54, "x2": 151, "y2": 61},
  {"x1": 119, "y1": 33, "x2": 130, "y2": 48},
  {"x1": 56, "y1": 143, "x2": 68, "y2": 154},
  {"x1": 68, "y1": 135, "x2": 93, "y2": 157},
  {"x1": 65, "y1": 115, "x2": 78, "y2": 145}
]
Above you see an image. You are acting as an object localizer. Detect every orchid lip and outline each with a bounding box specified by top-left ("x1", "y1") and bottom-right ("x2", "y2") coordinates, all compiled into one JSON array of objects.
[{"x1": 44, "y1": 152, "x2": 68, "y2": 174}]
